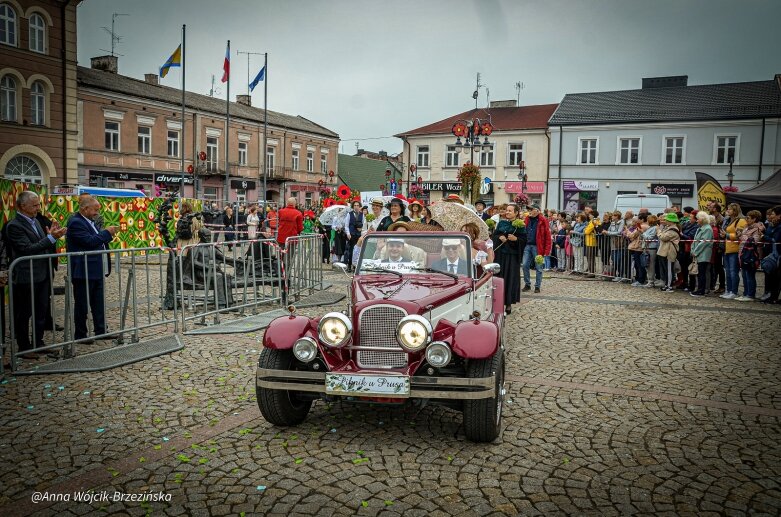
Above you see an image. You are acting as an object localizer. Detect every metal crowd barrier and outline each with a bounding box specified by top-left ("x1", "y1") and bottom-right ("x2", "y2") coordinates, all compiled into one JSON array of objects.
[
  {"x1": 284, "y1": 234, "x2": 324, "y2": 303},
  {"x1": 549, "y1": 232, "x2": 636, "y2": 282},
  {"x1": 4, "y1": 247, "x2": 176, "y2": 372},
  {"x1": 177, "y1": 238, "x2": 283, "y2": 330}
]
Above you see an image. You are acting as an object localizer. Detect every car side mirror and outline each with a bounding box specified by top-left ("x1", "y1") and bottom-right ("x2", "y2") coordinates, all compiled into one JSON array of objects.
[{"x1": 482, "y1": 263, "x2": 500, "y2": 276}]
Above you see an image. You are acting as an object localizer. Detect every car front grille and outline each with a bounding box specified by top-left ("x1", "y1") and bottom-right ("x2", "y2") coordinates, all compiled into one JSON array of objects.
[{"x1": 356, "y1": 305, "x2": 407, "y2": 368}]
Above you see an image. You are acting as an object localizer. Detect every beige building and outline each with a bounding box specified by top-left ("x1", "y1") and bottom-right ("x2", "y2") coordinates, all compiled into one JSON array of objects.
[
  {"x1": 0, "y1": 0, "x2": 79, "y2": 186},
  {"x1": 78, "y1": 56, "x2": 339, "y2": 204},
  {"x1": 395, "y1": 101, "x2": 557, "y2": 207}
]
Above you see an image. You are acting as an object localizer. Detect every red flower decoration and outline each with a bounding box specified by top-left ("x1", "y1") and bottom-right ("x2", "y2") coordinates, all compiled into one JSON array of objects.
[
  {"x1": 198, "y1": 151, "x2": 207, "y2": 161},
  {"x1": 187, "y1": 164, "x2": 194, "y2": 173},
  {"x1": 337, "y1": 185, "x2": 351, "y2": 199},
  {"x1": 452, "y1": 122, "x2": 467, "y2": 137},
  {"x1": 323, "y1": 198, "x2": 335, "y2": 208},
  {"x1": 328, "y1": 170, "x2": 335, "y2": 177},
  {"x1": 318, "y1": 179, "x2": 325, "y2": 186},
  {"x1": 480, "y1": 122, "x2": 493, "y2": 136}
]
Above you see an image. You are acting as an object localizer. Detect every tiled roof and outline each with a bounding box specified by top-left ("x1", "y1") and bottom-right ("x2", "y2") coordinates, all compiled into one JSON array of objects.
[
  {"x1": 77, "y1": 67, "x2": 339, "y2": 138},
  {"x1": 395, "y1": 104, "x2": 559, "y2": 137},
  {"x1": 337, "y1": 154, "x2": 389, "y2": 193},
  {"x1": 549, "y1": 79, "x2": 781, "y2": 126}
]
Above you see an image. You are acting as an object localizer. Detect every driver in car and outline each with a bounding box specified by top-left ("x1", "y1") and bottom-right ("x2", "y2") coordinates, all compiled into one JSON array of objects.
[{"x1": 432, "y1": 238, "x2": 469, "y2": 275}]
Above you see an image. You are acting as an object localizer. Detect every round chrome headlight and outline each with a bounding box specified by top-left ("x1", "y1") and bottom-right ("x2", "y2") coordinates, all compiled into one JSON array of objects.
[
  {"x1": 293, "y1": 337, "x2": 318, "y2": 363},
  {"x1": 318, "y1": 312, "x2": 352, "y2": 348},
  {"x1": 425, "y1": 341, "x2": 452, "y2": 367},
  {"x1": 396, "y1": 315, "x2": 432, "y2": 352}
]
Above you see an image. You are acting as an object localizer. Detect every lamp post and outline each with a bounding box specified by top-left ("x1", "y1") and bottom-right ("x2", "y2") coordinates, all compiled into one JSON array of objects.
[
  {"x1": 407, "y1": 163, "x2": 424, "y2": 198},
  {"x1": 517, "y1": 160, "x2": 527, "y2": 193},
  {"x1": 727, "y1": 154, "x2": 735, "y2": 187},
  {"x1": 452, "y1": 118, "x2": 493, "y2": 166}
]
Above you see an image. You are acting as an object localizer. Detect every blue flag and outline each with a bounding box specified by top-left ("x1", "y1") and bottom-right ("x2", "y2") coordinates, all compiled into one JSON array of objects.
[{"x1": 249, "y1": 65, "x2": 266, "y2": 92}]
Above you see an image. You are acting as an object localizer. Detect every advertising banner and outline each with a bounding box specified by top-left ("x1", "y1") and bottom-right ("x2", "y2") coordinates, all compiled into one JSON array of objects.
[{"x1": 694, "y1": 172, "x2": 725, "y2": 212}]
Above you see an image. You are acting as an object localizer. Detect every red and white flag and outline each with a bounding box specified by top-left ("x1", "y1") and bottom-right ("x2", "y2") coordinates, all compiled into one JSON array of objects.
[{"x1": 221, "y1": 44, "x2": 230, "y2": 83}]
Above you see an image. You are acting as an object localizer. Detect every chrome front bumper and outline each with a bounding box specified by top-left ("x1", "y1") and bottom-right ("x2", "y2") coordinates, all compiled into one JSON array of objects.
[{"x1": 256, "y1": 368, "x2": 496, "y2": 400}]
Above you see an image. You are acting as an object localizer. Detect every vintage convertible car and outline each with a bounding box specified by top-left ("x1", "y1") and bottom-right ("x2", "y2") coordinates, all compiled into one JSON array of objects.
[{"x1": 256, "y1": 232, "x2": 506, "y2": 442}]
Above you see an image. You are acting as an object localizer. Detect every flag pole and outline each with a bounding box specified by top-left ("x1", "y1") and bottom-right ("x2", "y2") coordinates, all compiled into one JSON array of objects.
[
  {"x1": 179, "y1": 24, "x2": 186, "y2": 196},
  {"x1": 262, "y1": 52, "x2": 268, "y2": 213},
  {"x1": 224, "y1": 40, "x2": 230, "y2": 205}
]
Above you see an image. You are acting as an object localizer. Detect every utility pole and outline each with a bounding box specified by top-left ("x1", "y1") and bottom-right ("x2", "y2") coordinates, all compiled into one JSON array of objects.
[{"x1": 236, "y1": 49, "x2": 264, "y2": 96}]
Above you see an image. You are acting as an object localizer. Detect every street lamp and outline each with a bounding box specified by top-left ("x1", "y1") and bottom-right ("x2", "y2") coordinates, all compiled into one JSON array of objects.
[
  {"x1": 452, "y1": 118, "x2": 493, "y2": 166},
  {"x1": 517, "y1": 160, "x2": 527, "y2": 193},
  {"x1": 726, "y1": 154, "x2": 735, "y2": 187},
  {"x1": 407, "y1": 163, "x2": 424, "y2": 197}
]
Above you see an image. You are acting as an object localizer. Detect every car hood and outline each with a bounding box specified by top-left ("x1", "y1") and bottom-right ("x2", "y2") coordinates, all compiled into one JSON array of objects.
[{"x1": 353, "y1": 276, "x2": 470, "y2": 307}]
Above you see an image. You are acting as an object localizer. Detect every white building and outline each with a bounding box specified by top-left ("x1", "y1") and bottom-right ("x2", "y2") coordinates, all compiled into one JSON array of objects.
[
  {"x1": 396, "y1": 101, "x2": 558, "y2": 207},
  {"x1": 547, "y1": 75, "x2": 781, "y2": 213}
]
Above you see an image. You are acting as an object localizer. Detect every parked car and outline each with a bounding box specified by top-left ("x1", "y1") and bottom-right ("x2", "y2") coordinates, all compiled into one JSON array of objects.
[
  {"x1": 613, "y1": 193, "x2": 671, "y2": 214},
  {"x1": 256, "y1": 232, "x2": 507, "y2": 442}
]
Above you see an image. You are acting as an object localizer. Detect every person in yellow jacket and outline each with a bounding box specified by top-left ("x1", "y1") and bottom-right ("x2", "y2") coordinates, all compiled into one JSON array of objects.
[
  {"x1": 583, "y1": 210, "x2": 598, "y2": 277},
  {"x1": 721, "y1": 203, "x2": 747, "y2": 299}
]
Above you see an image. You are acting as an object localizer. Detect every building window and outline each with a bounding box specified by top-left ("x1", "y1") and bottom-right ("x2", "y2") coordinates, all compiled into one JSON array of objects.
[
  {"x1": 167, "y1": 130, "x2": 179, "y2": 157},
  {"x1": 0, "y1": 3, "x2": 16, "y2": 46},
  {"x1": 445, "y1": 145, "x2": 459, "y2": 167},
  {"x1": 238, "y1": 142, "x2": 247, "y2": 166},
  {"x1": 105, "y1": 121, "x2": 120, "y2": 151},
  {"x1": 618, "y1": 138, "x2": 640, "y2": 164},
  {"x1": 579, "y1": 138, "x2": 597, "y2": 164},
  {"x1": 206, "y1": 136, "x2": 218, "y2": 172},
  {"x1": 30, "y1": 81, "x2": 45, "y2": 125},
  {"x1": 508, "y1": 143, "x2": 524, "y2": 166},
  {"x1": 28, "y1": 13, "x2": 45, "y2": 53},
  {"x1": 416, "y1": 146, "x2": 429, "y2": 167},
  {"x1": 266, "y1": 146, "x2": 275, "y2": 174},
  {"x1": 305, "y1": 192, "x2": 313, "y2": 206},
  {"x1": 5, "y1": 155, "x2": 42, "y2": 183},
  {"x1": 138, "y1": 126, "x2": 151, "y2": 155},
  {"x1": 715, "y1": 135, "x2": 738, "y2": 164},
  {"x1": 0, "y1": 75, "x2": 16, "y2": 121},
  {"x1": 320, "y1": 154, "x2": 327, "y2": 173},
  {"x1": 664, "y1": 137, "x2": 684, "y2": 164},
  {"x1": 203, "y1": 186, "x2": 218, "y2": 200},
  {"x1": 292, "y1": 149, "x2": 299, "y2": 171},
  {"x1": 479, "y1": 145, "x2": 494, "y2": 167},
  {"x1": 306, "y1": 151, "x2": 313, "y2": 172}
]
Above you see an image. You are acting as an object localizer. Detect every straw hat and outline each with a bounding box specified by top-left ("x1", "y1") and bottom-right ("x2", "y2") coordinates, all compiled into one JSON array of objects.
[{"x1": 443, "y1": 194, "x2": 465, "y2": 204}]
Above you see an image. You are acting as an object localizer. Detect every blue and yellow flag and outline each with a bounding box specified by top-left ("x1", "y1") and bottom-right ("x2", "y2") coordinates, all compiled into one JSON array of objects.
[{"x1": 159, "y1": 45, "x2": 181, "y2": 78}]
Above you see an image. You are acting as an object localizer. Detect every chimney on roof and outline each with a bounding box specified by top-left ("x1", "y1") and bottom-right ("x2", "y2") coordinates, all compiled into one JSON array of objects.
[
  {"x1": 144, "y1": 74, "x2": 159, "y2": 85},
  {"x1": 90, "y1": 55, "x2": 118, "y2": 74},
  {"x1": 379, "y1": 151, "x2": 387, "y2": 158},
  {"x1": 236, "y1": 94, "x2": 251, "y2": 107},
  {"x1": 642, "y1": 76, "x2": 688, "y2": 89},
  {"x1": 490, "y1": 100, "x2": 517, "y2": 108}
]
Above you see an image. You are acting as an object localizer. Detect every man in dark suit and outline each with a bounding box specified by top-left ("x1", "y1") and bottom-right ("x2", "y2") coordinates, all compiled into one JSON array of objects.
[
  {"x1": 66, "y1": 196, "x2": 118, "y2": 342},
  {"x1": 5, "y1": 191, "x2": 66, "y2": 356},
  {"x1": 432, "y1": 239, "x2": 469, "y2": 276},
  {"x1": 475, "y1": 201, "x2": 490, "y2": 221}
]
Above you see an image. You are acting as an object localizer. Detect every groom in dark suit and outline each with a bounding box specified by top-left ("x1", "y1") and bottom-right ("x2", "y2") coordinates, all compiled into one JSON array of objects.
[
  {"x1": 432, "y1": 239, "x2": 469, "y2": 275},
  {"x1": 66, "y1": 195, "x2": 118, "y2": 342},
  {"x1": 5, "y1": 191, "x2": 66, "y2": 355}
]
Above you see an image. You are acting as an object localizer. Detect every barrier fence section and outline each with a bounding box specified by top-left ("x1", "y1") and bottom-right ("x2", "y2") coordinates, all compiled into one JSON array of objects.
[
  {"x1": 177, "y1": 238, "x2": 283, "y2": 331},
  {"x1": 284, "y1": 234, "x2": 324, "y2": 303},
  {"x1": 5, "y1": 247, "x2": 177, "y2": 372}
]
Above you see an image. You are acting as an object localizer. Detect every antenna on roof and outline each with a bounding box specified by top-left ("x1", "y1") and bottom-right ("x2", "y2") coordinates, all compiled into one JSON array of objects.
[
  {"x1": 515, "y1": 81, "x2": 525, "y2": 105},
  {"x1": 209, "y1": 75, "x2": 221, "y2": 97},
  {"x1": 100, "y1": 13, "x2": 129, "y2": 57}
]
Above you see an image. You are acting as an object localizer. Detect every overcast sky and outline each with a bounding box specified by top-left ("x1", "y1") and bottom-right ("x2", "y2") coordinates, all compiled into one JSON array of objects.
[{"x1": 77, "y1": 0, "x2": 781, "y2": 155}]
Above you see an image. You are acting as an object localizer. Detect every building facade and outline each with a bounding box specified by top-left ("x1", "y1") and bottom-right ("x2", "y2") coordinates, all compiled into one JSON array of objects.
[
  {"x1": 0, "y1": 0, "x2": 79, "y2": 186},
  {"x1": 395, "y1": 102, "x2": 557, "y2": 206},
  {"x1": 77, "y1": 56, "x2": 339, "y2": 204},
  {"x1": 547, "y1": 75, "x2": 781, "y2": 213}
]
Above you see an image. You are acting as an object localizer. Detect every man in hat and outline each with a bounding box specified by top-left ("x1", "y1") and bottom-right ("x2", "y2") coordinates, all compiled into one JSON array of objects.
[
  {"x1": 522, "y1": 203, "x2": 551, "y2": 294},
  {"x1": 382, "y1": 237, "x2": 409, "y2": 264},
  {"x1": 343, "y1": 200, "x2": 364, "y2": 271},
  {"x1": 432, "y1": 239, "x2": 469, "y2": 275},
  {"x1": 475, "y1": 201, "x2": 490, "y2": 221}
]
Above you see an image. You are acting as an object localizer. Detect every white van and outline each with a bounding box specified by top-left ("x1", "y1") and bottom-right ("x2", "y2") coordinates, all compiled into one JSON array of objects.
[{"x1": 613, "y1": 194, "x2": 671, "y2": 214}]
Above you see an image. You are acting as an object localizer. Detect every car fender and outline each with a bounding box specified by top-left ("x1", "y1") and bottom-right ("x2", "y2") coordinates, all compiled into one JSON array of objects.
[
  {"x1": 492, "y1": 276, "x2": 505, "y2": 315},
  {"x1": 263, "y1": 315, "x2": 316, "y2": 350},
  {"x1": 452, "y1": 319, "x2": 499, "y2": 359}
]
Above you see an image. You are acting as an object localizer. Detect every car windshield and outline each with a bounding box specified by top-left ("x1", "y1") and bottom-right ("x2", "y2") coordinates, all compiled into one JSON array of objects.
[{"x1": 357, "y1": 233, "x2": 473, "y2": 278}]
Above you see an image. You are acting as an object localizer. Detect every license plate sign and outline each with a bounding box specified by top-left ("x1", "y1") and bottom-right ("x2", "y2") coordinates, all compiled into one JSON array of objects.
[{"x1": 325, "y1": 373, "x2": 410, "y2": 397}]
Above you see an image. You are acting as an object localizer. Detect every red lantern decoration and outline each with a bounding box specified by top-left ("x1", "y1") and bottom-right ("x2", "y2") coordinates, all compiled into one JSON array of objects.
[
  {"x1": 187, "y1": 164, "x2": 194, "y2": 173},
  {"x1": 198, "y1": 151, "x2": 207, "y2": 161},
  {"x1": 328, "y1": 170, "x2": 335, "y2": 177},
  {"x1": 318, "y1": 179, "x2": 325, "y2": 186}
]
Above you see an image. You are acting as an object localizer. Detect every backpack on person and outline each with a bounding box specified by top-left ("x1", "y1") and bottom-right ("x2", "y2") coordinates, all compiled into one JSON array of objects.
[{"x1": 740, "y1": 238, "x2": 760, "y2": 270}]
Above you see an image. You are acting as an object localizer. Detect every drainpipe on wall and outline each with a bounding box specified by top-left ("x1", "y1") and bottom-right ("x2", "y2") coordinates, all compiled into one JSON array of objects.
[
  {"x1": 544, "y1": 129, "x2": 550, "y2": 209},
  {"x1": 60, "y1": 0, "x2": 71, "y2": 185},
  {"x1": 758, "y1": 117, "x2": 766, "y2": 183},
  {"x1": 557, "y1": 125, "x2": 563, "y2": 212}
]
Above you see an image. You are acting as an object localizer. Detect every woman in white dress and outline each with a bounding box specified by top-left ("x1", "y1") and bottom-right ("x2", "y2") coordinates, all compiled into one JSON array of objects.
[
  {"x1": 246, "y1": 205, "x2": 260, "y2": 240},
  {"x1": 462, "y1": 222, "x2": 494, "y2": 270}
]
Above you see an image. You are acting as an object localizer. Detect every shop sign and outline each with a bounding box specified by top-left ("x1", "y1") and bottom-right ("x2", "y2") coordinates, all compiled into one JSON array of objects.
[
  {"x1": 505, "y1": 181, "x2": 545, "y2": 194},
  {"x1": 421, "y1": 182, "x2": 493, "y2": 193},
  {"x1": 650, "y1": 183, "x2": 694, "y2": 197},
  {"x1": 154, "y1": 173, "x2": 194, "y2": 185},
  {"x1": 562, "y1": 180, "x2": 599, "y2": 191},
  {"x1": 90, "y1": 170, "x2": 152, "y2": 182},
  {"x1": 230, "y1": 179, "x2": 256, "y2": 190}
]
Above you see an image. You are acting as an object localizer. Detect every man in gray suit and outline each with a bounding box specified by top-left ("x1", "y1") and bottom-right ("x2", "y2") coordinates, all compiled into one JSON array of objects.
[{"x1": 5, "y1": 191, "x2": 66, "y2": 356}]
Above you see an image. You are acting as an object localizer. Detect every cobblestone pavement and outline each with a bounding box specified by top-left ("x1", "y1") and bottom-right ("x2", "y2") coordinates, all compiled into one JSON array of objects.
[{"x1": 1, "y1": 268, "x2": 780, "y2": 516}]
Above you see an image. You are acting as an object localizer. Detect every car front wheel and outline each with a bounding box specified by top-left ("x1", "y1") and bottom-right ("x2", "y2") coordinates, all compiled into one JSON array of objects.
[
  {"x1": 462, "y1": 349, "x2": 505, "y2": 443},
  {"x1": 256, "y1": 349, "x2": 313, "y2": 426}
]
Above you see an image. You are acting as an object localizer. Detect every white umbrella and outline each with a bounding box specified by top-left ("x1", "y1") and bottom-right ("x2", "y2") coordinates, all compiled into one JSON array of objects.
[
  {"x1": 318, "y1": 204, "x2": 349, "y2": 226},
  {"x1": 429, "y1": 201, "x2": 490, "y2": 241}
]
